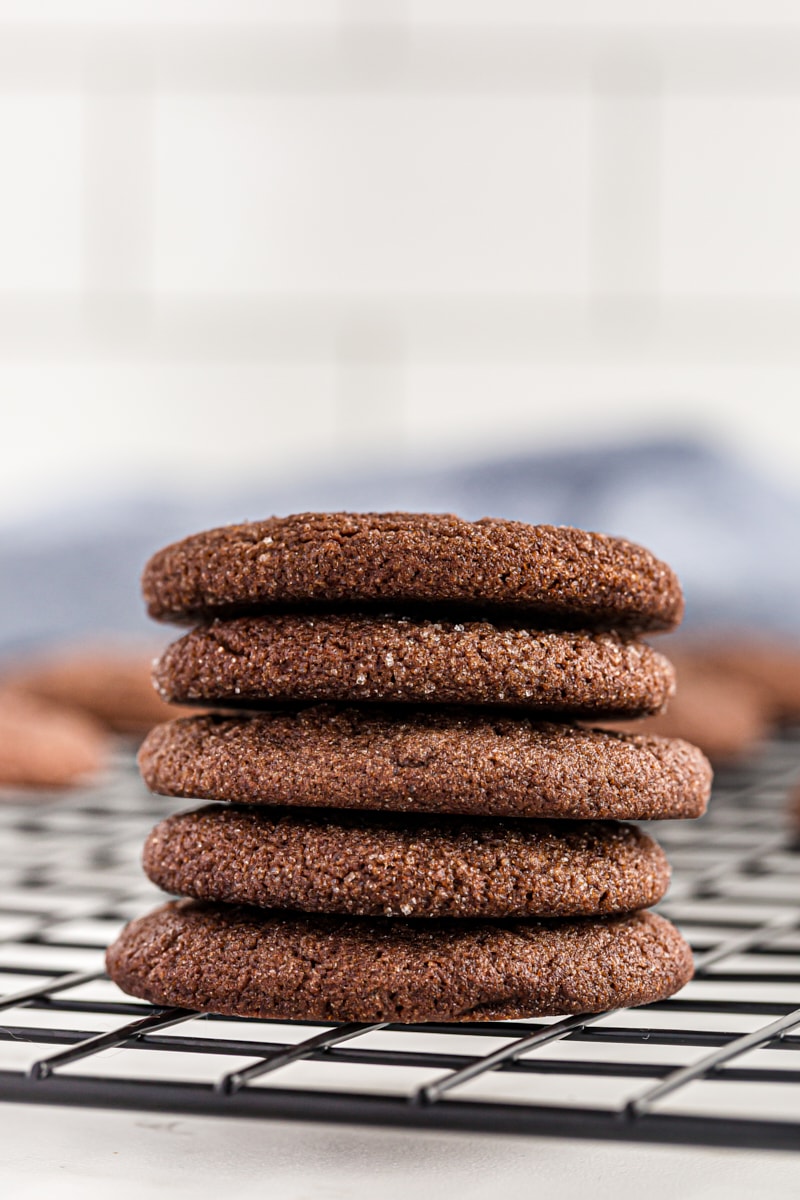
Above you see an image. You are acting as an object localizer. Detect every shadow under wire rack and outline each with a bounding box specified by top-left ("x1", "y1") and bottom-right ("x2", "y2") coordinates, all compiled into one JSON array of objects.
[{"x1": 1, "y1": 735, "x2": 800, "y2": 1149}]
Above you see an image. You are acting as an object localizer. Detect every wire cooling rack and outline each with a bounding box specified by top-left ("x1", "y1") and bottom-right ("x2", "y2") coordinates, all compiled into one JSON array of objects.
[{"x1": 1, "y1": 736, "x2": 800, "y2": 1149}]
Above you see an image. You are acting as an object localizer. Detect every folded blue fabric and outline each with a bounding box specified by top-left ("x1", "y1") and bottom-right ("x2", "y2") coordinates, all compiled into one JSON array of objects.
[{"x1": 1, "y1": 438, "x2": 797, "y2": 654}]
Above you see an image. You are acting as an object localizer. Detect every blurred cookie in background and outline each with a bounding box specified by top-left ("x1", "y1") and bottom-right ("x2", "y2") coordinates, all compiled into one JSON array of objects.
[
  {"x1": 689, "y1": 636, "x2": 800, "y2": 726},
  {"x1": 0, "y1": 691, "x2": 109, "y2": 791},
  {"x1": 4, "y1": 644, "x2": 196, "y2": 737},
  {"x1": 597, "y1": 655, "x2": 771, "y2": 766},
  {"x1": 788, "y1": 782, "x2": 800, "y2": 836}
]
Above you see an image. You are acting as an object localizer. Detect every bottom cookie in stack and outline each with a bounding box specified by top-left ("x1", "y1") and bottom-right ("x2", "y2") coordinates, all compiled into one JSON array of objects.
[{"x1": 107, "y1": 901, "x2": 692, "y2": 1023}]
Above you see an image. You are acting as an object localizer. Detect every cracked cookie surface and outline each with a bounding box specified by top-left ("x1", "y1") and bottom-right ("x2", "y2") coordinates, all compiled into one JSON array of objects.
[
  {"x1": 142, "y1": 512, "x2": 683, "y2": 632},
  {"x1": 153, "y1": 616, "x2": 675, "y2": 716},
  {"x1": 142, "y1": 804, "x2": 671, "y2": 919},
  {"x1": 106, "y1": 901, "x2": 694, "y2": 1022},
  {"x1": 140, "y1": 709, "x2": 710, "y2": 820}
]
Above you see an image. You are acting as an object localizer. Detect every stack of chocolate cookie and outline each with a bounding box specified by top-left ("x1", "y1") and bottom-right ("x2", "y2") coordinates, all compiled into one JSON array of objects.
[{"x1": 107, "y1": 514, "x2": 711, "y2": 1023}]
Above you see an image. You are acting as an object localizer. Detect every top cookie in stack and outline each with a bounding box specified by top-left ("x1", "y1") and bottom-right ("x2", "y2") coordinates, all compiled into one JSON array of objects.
[
  {"x1": 141, "y1": 513, "x2": 683, "y2": 629},
  {"x1": 106, "y1": 513, "x2": 710, "y2": 1024}
]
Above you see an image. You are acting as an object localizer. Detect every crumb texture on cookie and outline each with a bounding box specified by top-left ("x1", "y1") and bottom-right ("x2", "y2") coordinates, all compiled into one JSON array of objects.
[
  {"x1": 140, "y1": 709, "x2": 710, "y2": 820},
  {"x1": 142, "y1": 513, "x2": 684, "y2": 632},
  {"x1": 152, "y1": 616, "x2": 675, "y2": 716},
  {"x1": 142, "y1": 804, "x2": 671, "y2": 918},
  {"x1": 106, "y1": 901, "x2": 694, "y2": 1022}
]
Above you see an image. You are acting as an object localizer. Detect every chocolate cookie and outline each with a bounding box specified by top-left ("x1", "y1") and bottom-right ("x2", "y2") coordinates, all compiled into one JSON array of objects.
[
  {"x1": 106, "y1": 901, "x2": 693, "y2": 1022},
  {"x1": 153, "y1": 617, "x2": 675, "y2": 717},
  {"x1": 789, "y1": 782, "x2": 800, "y2": 833},
  {"x1": 142, "y1": 804, "x2": 670, "y2": 919},
  {"x1": 0, "y1": 692, "x2": 108, "y2": 791},
  {"x1": 6, "y1": 646, "x2": 197, "y2": 736},
  {"x1": 688, "y1": 637, "x2": 800, "y2": 725},
  {"x1": 142, "y1": 513, "x2": 683, "y2": 632},
  {"x1": 599, "y1": 666, "x2": 769, "y2": 766},
  {"x1": 139, "y1": 709, "x2": 711, "y2": 820}
]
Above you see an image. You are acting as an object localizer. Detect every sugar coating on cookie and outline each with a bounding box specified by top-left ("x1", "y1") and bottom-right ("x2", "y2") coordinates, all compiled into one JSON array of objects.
[
  {"x1": 140, "y1": 709, "x2": 710, "y2": 820},
  {"x1": 142, "y1": 804, "x2": 671, "y2": 919},
  {"x1": 142, "y1": 513, "x2": 684, "y2": 632},
  {"x1": 106, "y1": 901, "x2": 693, "y2": 1022},
  {"x1": 153, "y1": 616, "x2": 675, "y2": 717}
]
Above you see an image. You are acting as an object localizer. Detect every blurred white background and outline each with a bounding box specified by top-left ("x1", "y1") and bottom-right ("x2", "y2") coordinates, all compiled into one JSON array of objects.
[{"x1": 3, "y1": 0, "x2": 800, "y2": 526}]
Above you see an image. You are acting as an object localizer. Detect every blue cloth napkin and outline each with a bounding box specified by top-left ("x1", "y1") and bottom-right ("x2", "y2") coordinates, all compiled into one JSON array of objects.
[{"x1": 1, "y1": 438, "x2": 797, "y2": 655}]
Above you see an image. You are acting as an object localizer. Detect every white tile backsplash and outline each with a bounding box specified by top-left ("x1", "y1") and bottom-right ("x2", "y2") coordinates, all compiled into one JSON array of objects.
[
  {"x1": 3, "y1": 4, "x2": 800, "y2": 515},
  {"x1": 0, "y1": 96, "x2": 83, "y2": 290},
  {"x1": 154, "y1": 96, "x2": 593, "y2": 294},
  {"x1": 663, "y1": 98, "x2": 800, "y2": 295}
]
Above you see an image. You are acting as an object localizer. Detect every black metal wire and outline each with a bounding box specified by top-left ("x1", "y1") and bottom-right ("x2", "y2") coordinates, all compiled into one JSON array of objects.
[
  {"x1": 1, "y1": 735, "x2": 800, "y2": 1148},
  {"x1": 216, "y1": 1022, "x2": 389, "y2": 1095}
]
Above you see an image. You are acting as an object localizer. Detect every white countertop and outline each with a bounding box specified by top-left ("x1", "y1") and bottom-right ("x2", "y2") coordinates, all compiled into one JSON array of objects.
[{"x1": 2, "y1": 1105, "x2": 799, "y2": 1200}]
